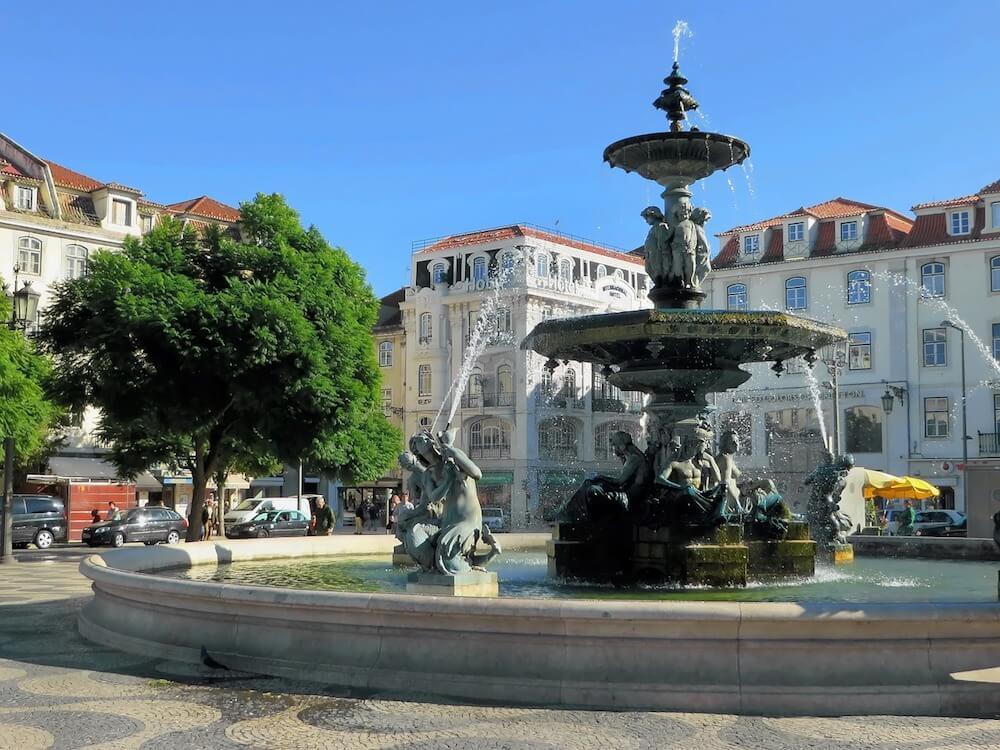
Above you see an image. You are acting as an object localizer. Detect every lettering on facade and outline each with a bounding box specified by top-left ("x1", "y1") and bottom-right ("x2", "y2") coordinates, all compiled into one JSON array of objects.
[{"x1": 731, "y1": 389, "x2": 866, "y2": 405}]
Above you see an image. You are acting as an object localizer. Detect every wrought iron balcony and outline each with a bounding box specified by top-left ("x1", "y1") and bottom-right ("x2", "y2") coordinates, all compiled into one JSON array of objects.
[
  {"x1": 468, "y1": 445, "x2": 511, "y2": 460},
  {"x1": 461, "y1": 390, "x2": 514, "y2": 408},
  {"x1": 979, "y1": 431, "x2": 1000, "y2": 456},
  {"x1": 592, "y1": 397, "x2": 643, "y2": 413}
]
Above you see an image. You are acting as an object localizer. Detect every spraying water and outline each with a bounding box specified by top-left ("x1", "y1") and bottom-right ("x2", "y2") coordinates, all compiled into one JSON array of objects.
[
  {"x1": 803, "y1": 365, "x2": 830, "y2": 450},
  {"x1": 672, "y1": 21, "x2": 692, "y2": 63},
  {"x1": 432, "y1": 251, "x2": 524, "y2": 432}
]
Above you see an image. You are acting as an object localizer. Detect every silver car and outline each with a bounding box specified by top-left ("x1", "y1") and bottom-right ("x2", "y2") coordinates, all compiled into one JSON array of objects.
[{"x1": 482, "y1": 507, "x2": 506, "y2": 533}]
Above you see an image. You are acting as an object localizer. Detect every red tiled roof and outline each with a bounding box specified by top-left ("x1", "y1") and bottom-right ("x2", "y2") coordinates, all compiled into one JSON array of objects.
[
  {"x1": 980, "y1": 178, "x2": 1000, "y2": 195},
  {"x1": 864, "y1": 213, "x2": 897, "y2": 247},
  {"x1": 911, "y1": 194, "x2": 980, "y2": 210},
  {"x1": 720, "y1": 215, "x2": 785, "y2": 235},
  {"x1": 812, "y1": 221, "x2": 836, "y2": 255},
  {"x1": 165, "y1": 195, "x2": 240, "y2": 223},
  {"x1": 762, "y1": 228, "x2": 783, "y2": 262},
  {"x1": 712, "y1": 236, "x2": 740, "y2": 267},
  {"x1": 720, "y1": 197, "x2": 910, "y2": 236},
  {"x1": 0, "y1": 159, "x2": 23, "y2": 177},
  {"x1": 417, "y1": 225, "x2": 643, "y2": 267},
  {"x1": 45, "y1": 159, "x2": 103, "y2": 191}
]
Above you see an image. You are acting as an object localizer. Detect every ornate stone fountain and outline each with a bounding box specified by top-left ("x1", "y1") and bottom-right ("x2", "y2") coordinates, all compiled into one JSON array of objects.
[{"x1": 522, "y1": 64, "x2": 848, "y2": 585}]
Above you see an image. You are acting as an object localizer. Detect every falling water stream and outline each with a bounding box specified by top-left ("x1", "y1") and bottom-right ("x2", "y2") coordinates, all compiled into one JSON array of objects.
[
  {"x1": 672, "y1": 21, "x2": 691, "y2": 63},
  {"x1": 802, "y1": 366, "x2": 830, "y2": 450}
]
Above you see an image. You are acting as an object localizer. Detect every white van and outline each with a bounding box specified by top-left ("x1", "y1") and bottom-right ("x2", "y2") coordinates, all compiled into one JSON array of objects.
[{"x1": 224, "y1": 494, "x2": 318, "y2": 525}]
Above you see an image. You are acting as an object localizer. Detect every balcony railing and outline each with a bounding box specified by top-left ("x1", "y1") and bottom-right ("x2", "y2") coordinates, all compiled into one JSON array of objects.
[
  {"x1": 538, "y1": 391, "x2": 585, "y2": 409},
  {"x1": 592, "y1": 397, "x2": 643, "y2": 414},
  {"x1": 468, "y1": 445, "x2": 511, "y2": 460},
  {"x1": 979, "y1": 431, "x2": 1000, "y2": 456},
  {"x1": 461, "y1": 391, "x2": 514, "y2": 408},
  {"x1": 539, "y1": 446, "x2": 579, "y2": 461}
]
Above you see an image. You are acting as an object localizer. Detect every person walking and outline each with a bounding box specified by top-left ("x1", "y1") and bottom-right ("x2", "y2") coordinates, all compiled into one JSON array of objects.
[
  {"x1": 353, "y1": 503, "x2": 364, "y2": 535},
  {"x1": 898, "y1": 499, "x2": 917, "y2": 536},
  {"x1": 90, "y1": 508, "x2": 101, "y2": 524},
  {"x1": 201, "y1": 498, "x2": 214, "y2": 541},
  {"x1": 105, "y1": 501, "x2": 119, "y2": 521},
  {"x1": 313, "y1": 497, "x2": 335, "y2": 536},
  {"x1": 389, "y1": 492, "x2": 401, "y2": 534}
]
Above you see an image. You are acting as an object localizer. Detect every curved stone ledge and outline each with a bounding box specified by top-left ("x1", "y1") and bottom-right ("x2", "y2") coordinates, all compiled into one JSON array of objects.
[{"x1": 78, "y1": 534, "x2": 1000, "y2": 717}]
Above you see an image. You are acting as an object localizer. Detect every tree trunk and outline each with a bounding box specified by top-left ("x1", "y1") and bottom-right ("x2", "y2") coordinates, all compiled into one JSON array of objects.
[
  {"x1": 214, "y1": 465, "x2": 228, "y2": 539},
  {"x1": 186, "y1": 442, "x2": 208, "y2": 542}
]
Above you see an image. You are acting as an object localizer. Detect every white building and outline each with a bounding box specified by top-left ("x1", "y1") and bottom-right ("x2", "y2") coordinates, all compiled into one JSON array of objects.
[
  {"x1": 0, "y1": 133, "x2": 241, "y2": 505},
  {"x1": 396, "y1": 224, "x2": 650, "y2": 528},
  {"x1": 705, "y1": 185, "x2": 1000, "y2": 535}
]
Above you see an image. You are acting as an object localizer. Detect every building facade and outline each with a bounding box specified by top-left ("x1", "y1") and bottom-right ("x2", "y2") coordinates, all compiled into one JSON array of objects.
[
  {"x1": 706, "y1": 185, "x2": 1000, "y2": 535},
  {"x1": 396, "y1": 224, "x2": 650, "y2": 528},
  {"x1": 0, "y1": 133, "x2": 241, "y2": 500}
]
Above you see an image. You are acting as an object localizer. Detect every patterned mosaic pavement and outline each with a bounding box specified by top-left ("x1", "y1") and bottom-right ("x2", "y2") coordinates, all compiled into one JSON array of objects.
[{"x1": 2, "y1": 546, "x2": 1000, "y2": 749}]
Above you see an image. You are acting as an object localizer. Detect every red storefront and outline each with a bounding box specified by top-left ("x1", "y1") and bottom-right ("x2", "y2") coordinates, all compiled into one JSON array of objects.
[{"x1": 23, "y1": 478, "x2": 137, "y2": 542}]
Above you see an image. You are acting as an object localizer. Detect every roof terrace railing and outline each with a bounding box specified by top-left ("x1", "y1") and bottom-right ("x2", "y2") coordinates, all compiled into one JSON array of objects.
[{"x1": 411, "y1": 222, "x2": 627, "y2": 254}]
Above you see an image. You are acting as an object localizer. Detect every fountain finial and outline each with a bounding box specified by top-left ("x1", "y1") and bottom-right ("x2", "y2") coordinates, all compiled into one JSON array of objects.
[{"x1": 653, "y1": 62, "x2": 699, "y2": 132}]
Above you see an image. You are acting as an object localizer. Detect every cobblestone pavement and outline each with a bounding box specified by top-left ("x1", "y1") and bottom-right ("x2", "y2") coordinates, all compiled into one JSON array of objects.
[{"x1": 2, "y1": 546, "x2": 1000, "y2": 749}]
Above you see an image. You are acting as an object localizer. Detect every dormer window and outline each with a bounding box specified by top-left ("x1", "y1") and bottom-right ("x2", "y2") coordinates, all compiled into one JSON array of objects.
[
  {"x1": 788, "y1": 222, "x2": 804, "y2": 242},
  {"x1": 991, "y1": 201, "x2": 1000, "y2": 230},
  {"x1": 840, "y1": 221, "x2": 858, "y2": 242},
  {"x1": 432, "y1": 262, "x2": 447, "y2": 284},
  {"x1": 743, "y1": 235, "x2": 759, "y2": 254},
  {"x1": 15, "y1": 185, "x2": 36, "y2": 211},
  {"x1": 950, "y1": 210, "x2": 970, "y2": 235},
  {"x1": 111, "y1": 199, "x2": 132, "y2": 226}
]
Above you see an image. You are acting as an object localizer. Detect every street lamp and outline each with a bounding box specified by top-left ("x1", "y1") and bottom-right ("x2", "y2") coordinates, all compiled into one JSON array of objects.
[
  {"x1": 821, "y1": 341, "x2": 848, "y2": 455},
  {"x1": 940, "y1": 320, "x2": 969, "y2": 478},
  {"x1": 880, "y1": 383, "x2": 906, "y2": 415},
  {"x1": 1, "y1": 265, "x2": 42, "y2": 564}
]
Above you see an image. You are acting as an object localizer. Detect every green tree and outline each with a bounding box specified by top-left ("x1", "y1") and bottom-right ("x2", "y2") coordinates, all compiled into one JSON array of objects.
[
  {"x1": 0, "y1": 299, "x2": 59, "y2": 466},
  {"x1": 41, "y1": 194, "x2": 399, "y2": 540}
]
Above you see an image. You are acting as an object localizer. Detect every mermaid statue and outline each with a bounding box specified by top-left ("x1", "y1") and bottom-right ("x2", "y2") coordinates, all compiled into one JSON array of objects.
[{"x1": 396, "y1": 429, "x2": 501, "y2": 576}]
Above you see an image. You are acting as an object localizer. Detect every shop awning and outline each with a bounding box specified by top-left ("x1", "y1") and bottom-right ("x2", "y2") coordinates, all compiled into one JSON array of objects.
[
  {"x1": 44, "y1": 457, "x2": 161, "y2": 489},
  {"x1": 861, "y1": 470, "x2": 940, "y2": 500}
]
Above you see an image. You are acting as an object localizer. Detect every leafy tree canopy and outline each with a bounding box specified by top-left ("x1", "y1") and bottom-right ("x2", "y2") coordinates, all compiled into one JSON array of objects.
[{"x1": 41, "y1": 194, "x2": 399, "y2": 537}]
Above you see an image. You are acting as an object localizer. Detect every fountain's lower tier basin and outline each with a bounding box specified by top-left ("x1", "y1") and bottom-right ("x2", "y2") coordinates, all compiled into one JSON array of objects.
[{"x1": 78, "y1": 535, "x2": 1000, "y2": 718}]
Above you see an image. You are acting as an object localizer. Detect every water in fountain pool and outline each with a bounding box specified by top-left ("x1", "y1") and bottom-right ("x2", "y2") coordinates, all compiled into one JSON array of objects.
[{"x1": 160, "y1": 552, "x2": 998, "y2": 603}]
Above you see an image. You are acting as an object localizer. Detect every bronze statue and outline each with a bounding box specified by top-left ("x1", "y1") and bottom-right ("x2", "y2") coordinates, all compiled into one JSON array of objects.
[
  {"x1": 555, "y1": 431, "x2": 649, "y2": 523},
  {"x1": 669, "y1": 202, "x2": 698, "y2": 290},
  {"x1": 640, "y1": 206, "x2": 672, "y2": 286},
  {"x1": 690, "y1": 207, "x2": 713, "y2": 289}
]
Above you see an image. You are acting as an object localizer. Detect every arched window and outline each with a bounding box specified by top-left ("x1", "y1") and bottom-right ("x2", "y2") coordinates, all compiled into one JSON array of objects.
[
  {"x1": 467, "y1": 372, "x2": 483, "y2": 404},
  {"x1": 785, "y1": 277, "x2": 807, "y2": 310},
  {"x1": 538, "y1": 418, "x2": 577, "y2": 459},
  {"x1": 594, "y1": 421, "x2": 641, "y2": 460},
  {"x1": 561, "y1": 367, "x2": 578, "y2": 399},
  {"x1": 418, "y1": 364, "x2": 432, "y2": 396},
  {"x1": 844, "y1": 406, "x2": 883, "y2": 453},
  {"x1": 419, "y1": 416, "x2": 431, "y2": 430},
  {"x1": 500, "y1": 252, "x2": 515, "y2": 273},
  {"x1": 536, "y1": 252, "x2": 549, "y2": 278},
  {"x1": 472, "y1": 256, "x2": 488, "y2": 282},
  {"x1": 847, "y1": 270, "x2": 871, "y2": 305},
  {"x1": 558, "y1": 258, "x2": 572, "y2": 283},
  {"x1": 432, "y1": 262, "x2": 447, "y2": 284},
  {"x1": 378, "y1": 341, "x2": 393, "y2": 367},
  {"x1": 469, "y1": 417, "x2": 511, "y2": 458},
  {"x1": 497, "y1": 364, "x2": 513, "y2": 406},
  {"x1": 726, "y1": 283, "x2": 748, "y2": 311},
  {"x1": 614, "y1": 268, "x2": 624, "y2": 280},
  {"x1": 596, "y1": 265, "x2": 607, "y2": 279},
  {"x1": 64, "y1": 244, "x2": 88, "y2": 280},
  {"x1": 921, "y1": 262, "x2": 945, "y2": 297},
  {"x1": 540, "y1": 367, "x2": 554, "y2": 396},
  {"x1": 419, "y1": 312, "x2": 432, "y2": 343},
  {"x1": 990, "y1": 255, "x2": 1000, "y2": 293},
  {"x1": 17, "y1": 236, "x2": 42, "y2": 275}
]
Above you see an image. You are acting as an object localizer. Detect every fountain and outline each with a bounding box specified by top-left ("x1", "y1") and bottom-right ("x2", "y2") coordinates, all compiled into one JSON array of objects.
[{"x1": 522, "y1": 63, "x2": 847, "y2": 586}]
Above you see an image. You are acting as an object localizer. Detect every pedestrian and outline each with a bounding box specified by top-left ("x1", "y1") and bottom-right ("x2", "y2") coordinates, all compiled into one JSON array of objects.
[
  {"x1": 313, "y1": 497, "x2": 335, "y2": 536},
  {"x1": 898, "y1": 499, "x2": 916, "y2": 536},
  {"x1": 90, "y1": 508, "x2": 101, "y2": 524},
  {"x1": 201, "y1": 497, "x2": 213, "y2": 541},
  {"x1": 105, "y1": 501, "x2": 119, "y2": 521},
  {"x1": 389, "y1": 492, "x2": 401, "y2": 533},
  {"x1": 353, "y1": 503, "x2": 364, "y2": 535},
  {"x1": 402, "y1": 491, "x2": 414, "y2": 512}
]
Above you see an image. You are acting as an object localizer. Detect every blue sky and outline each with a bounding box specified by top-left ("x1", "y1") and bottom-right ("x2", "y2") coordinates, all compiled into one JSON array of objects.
[{"x1": 7, "y1": 1, "x2": 999, "y2": 296}]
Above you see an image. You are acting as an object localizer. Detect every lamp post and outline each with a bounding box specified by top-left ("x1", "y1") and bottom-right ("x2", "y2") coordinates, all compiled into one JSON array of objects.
[
  {"x1": 821, "y1": 342, "x2": 848, "y2": 455},
  {"x1": 1, "y1": 266, "x2": 41, "y2": 564},
  {"x1": 940, "y1": 320, "x2": 969, "y2": 490}
]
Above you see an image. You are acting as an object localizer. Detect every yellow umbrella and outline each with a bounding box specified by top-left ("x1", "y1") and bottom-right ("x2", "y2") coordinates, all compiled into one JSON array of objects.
[{"x1": 862, "y1": 473, "x2": 940, "y2": 499}]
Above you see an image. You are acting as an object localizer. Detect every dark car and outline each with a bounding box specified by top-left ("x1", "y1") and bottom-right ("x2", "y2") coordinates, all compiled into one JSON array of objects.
[
  {"x1": 226, "y1": 509, "x2": 310, "y2": 539},
  {"x1": 12, "y1": 494, "x2": 67, "y2": 550},
  {"x1": 82, "y1": 506, "x2": 187, "y2": 547},
  {"x1": 912, "y1": 509, "x2": 967, "y2": 537}
]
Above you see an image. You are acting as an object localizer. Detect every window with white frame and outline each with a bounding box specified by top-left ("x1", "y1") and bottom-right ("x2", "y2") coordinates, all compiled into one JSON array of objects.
[
  {"x1": 992, "y1": 201, "x2": 1000, "y2": 230},
  {"x1": 614, "y1": 268, "x2": 624, "y2": 280},
  {"x1": 787, "y1": 222, "x2": 804, "y2": 242},
  {"x1": 15, "y1": 185, "x2": 36, "y2": 211},
  {"x1": 950, "y1": 210, "x2": 970, "y2": 235},
  {"x1": 726, "y1": 283, "x2": 748, "y2": 311},
  {"x1": 538, "y1": 418, "x2": 577, "y2": 459},
  {"x1": 432, "y1": 262, "x2": 447, "y2": 284},
  {"x1": 497, "y1": 364, "x2": 512, "y2": 404},
  {"x1": 378, "y1": 341, "x2": 393, "y2": 367},
  {"x1": 494, "y1": 306, "x2": 511, "y2": 335},
  {"x1": 418, "y1": 312, "x2": 432, "y2": 343},
  {"x1": 111, "y1": 199, "x2": 131, "y2": 226},
  {"x1": 418, "y1": 364, "x2": 432, "y2": 396},
  {"x1": 921, "y1": 262, "x2": 945, "y2": 297},
  {"x1": 419, "y1": 416, "x2": 431, "y2": 429},
  {"x1": 472, "y1": 256, "x2": 487, "y2": 282},
  {"x1": 558, "y1": 258, "x2": 572, "y2": 282},
  {"x1": 500, "y1": 252, "x2": 515, "y2": 273},
  {"x1": 848, "y1": 332, "x2": 872, "y2": 370},
  {"x1": 536, "y1": 252, "x2": 549, "y2": 277},
  {"x1": 469, "y1": 417, "x2": 510, "y2": 457},
  {"x1": 922, "y1": 328, "x2": 947, "y2": 367},
  {"x1": 840, "y1": 221, "x2": 858, "y2": 242},
  {"x1": 64, "y1": 244, "x2": 88, "y2": 279},
  {"x1": 993, "y1": 323, "x2": 1000, "y2": 362},
  {"x1": 17, "y1": 237, "x2": 42, "y2": 274},
  {"x1": 991, "y1": 256, "x2": 1000, "y2": 293},
  {"x1": 924, "y1": 397, "x2": 949, "y2": 438},
  {"x1": 743, "y1": 235, "x2": 759, "y2": 254},
  {"x1": 140, "y1": 214, "x2": 154, "y2": 233},
  {"x1": 596, "y1": 265, "x2": 607, "y2": 279},
  {"x1": 785, "y1": 277, "x2": 807, "y2": 310},
  {"x1": 381, "y1": 388, "x2": 392, "y2": 415},
  {"x1": 847, "y1": 269, "x2": 871, "y2": 305}
]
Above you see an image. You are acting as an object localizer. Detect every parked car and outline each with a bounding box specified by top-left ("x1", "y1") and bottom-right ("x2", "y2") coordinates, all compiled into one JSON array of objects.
[
  {"x1": 225, "y1": 509, "x2": 310, "y2": 539},
  {"x1": 482, "y1": 507, "x2": 507, "y2": 533},
  {"x1": 912, "y1": 509, "x2": 967, "y2": 537},
  {"x1": 223, "y1": 495, "x2": 317, "y2": 526},
  {"x1": 11, "y1": 494, "x2": 67, "y2": 550},
  {"x1": 82, "y1": 506, "x2": 187, "y2": 547}
]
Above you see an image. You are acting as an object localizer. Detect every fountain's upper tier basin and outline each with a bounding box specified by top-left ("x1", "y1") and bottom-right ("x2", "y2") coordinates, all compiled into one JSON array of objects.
[
  {"x1": 521, "y1": 309, "x2": 846, "y2": 377},
  {"x1": 603, "y1": 131, "x2": 750, "y2": 185}
]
